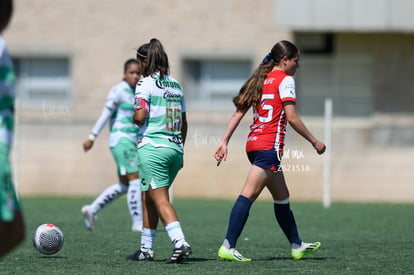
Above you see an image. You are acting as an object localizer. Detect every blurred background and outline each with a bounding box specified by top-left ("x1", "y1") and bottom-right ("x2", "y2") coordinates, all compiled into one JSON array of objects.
[{"x1": 5, "y1": 0, "x2": 414, "y2": 202}]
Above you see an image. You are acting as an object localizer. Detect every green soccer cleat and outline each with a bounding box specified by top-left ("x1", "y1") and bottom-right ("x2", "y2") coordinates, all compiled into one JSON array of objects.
[
  {"x1": 291, "y1": 241, "x2": 321, "y2": 260},
  {"x1": 218, "y1": 245, "x2": 252, "y2": 262}
]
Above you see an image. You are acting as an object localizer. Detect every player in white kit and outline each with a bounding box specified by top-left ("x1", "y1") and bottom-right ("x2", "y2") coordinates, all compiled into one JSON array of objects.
[
  {"x1": 81, "y1": 59, "x2": 143, "y2": 232},
  {"x1": 126, "y1": 38, "x2": 191, "y2": 264}
]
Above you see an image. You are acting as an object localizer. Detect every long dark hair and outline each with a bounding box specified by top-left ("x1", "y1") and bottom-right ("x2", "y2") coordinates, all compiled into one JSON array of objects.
[
  {"x1": 136, "y1": 38, "x2": 169, "y2": 79},
  {"x1": 233, "y1": 40, "x2": 299, "y2": 111},
  {"x1": 0, "y1": 0, "x2": 13, "y2": 33}
]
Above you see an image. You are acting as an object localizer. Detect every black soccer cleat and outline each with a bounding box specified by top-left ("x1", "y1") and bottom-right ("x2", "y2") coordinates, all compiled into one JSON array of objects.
[
  {"x1": 126, "y1": 249, "x2": 154, "y2": 261},
  {"x1": 165, "y1": 242, "x2": 192, "y2": 264}
]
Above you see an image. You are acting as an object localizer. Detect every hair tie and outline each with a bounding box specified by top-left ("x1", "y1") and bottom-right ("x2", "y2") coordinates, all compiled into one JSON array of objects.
[
  {"x1": 262, "y1": 52, "x2": 272, "y2": 63},
  {"x1": 136, "y1": 51, "x2": 147, "y2": 58}
]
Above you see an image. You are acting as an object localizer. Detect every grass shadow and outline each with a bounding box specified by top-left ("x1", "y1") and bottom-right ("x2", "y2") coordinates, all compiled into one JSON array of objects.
[
  {"x1": 256, "y1": 256, "x2": 331, "y2": 261},
  {"x1": 37, "y1": 255, "x2": 68, "y2": 259}
]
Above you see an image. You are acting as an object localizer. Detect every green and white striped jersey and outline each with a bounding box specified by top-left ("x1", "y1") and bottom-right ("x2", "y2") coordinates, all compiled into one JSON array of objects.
[
  {"x1": 134, "y1": 73, "x2": 186, "y2": 152},
  {"x1": 0, "y1": 36, "x2": 15, "y2": 148},
  {"x1": 92, "y1": 80, "x2": 139, "y2": 147}
]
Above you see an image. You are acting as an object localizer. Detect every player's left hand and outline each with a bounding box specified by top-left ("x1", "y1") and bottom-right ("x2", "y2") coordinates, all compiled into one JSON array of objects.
[{"x1": 313, "y1": 141, "x2": 326, "y2": 155}]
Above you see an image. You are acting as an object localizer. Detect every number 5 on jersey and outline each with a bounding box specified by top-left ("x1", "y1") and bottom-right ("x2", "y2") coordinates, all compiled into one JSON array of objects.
[
  {"x1": 259, "y1": 94, "x2": 274, "y2": 123},
  {"x1": 166, "y1": 107, "x2": 182, "y2": 132}
]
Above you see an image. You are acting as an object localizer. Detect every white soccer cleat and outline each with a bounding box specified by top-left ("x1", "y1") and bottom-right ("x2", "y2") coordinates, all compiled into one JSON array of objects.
[{"x1": 81, "y1": 205, "x2": 96, "y2": 231}]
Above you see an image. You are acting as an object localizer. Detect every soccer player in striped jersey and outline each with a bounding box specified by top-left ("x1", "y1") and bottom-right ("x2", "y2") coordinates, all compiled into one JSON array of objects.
[
  {"x1": 81, "y1": 59, "x2": 143, "y2": 232},
  {"x1": 126, "y1": 38, "x2": 191, "y2": 264},
  {"x1": 214, "y1": 40, "x2": 326, "y2": 261},
  {"x1": 0, "y1": 0, "x2": 25, "y2": 259}
]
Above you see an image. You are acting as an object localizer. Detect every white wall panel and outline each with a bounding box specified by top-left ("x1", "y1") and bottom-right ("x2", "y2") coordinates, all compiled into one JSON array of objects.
[{"x1": 275, "y1": 0, "x2": 414, "y2": 32}]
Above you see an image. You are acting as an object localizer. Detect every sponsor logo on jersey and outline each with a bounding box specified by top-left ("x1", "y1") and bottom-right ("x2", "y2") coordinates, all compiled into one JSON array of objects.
[{"x1": 163, "y1": 90, "x2": 181, "y2": 99}]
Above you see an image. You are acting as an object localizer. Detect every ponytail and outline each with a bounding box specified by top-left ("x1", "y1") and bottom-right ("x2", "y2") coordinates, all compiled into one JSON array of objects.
[
  {"x1": 232, "y1": 40, "x2": 299, "y2": 111},
  {"x1": 136, "y1": 38, "x2": 169, "y2": 79}
]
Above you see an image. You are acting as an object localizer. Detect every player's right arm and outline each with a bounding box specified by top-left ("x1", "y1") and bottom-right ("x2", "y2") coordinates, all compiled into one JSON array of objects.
[
  {"x1": 83, "y1": 88, "x2": 117, "y2": 152},
  {"x1": 133, "y1": 79, "x2": 150, "y2": 126},
  {"x1": 214, "y1": 109, "x2": 247, "y2": 166},
  {"x1": 133, "y1": 99, "x2": 147, "y2": 126}
]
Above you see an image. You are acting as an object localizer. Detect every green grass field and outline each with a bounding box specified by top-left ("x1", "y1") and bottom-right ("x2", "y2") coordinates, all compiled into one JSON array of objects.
[{"x1": 1, "y1": 197, "x2": 413, "y2": 274}]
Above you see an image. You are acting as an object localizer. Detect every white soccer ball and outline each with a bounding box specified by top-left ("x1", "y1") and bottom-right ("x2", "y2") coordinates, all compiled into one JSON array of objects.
[{"x1": 32, "y1": 224, "x2": 64, "y2": 255}]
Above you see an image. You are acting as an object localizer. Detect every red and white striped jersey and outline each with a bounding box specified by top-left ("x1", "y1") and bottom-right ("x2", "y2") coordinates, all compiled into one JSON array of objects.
[{"x1": 246, "y1": 70, "x2": 296, "y2": 154}]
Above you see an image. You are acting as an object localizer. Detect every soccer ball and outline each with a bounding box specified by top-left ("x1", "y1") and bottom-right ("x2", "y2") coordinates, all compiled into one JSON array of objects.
[{"x1": 32, "y1": 224, "x2": 64, "y2": 255}]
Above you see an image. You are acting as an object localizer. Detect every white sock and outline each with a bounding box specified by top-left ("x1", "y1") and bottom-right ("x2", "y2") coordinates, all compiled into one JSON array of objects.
[
  {"x1": 140, "y1": 228, "x2": 157, "y2": 252},
  {"x1": 165, "y1": 221, "x2": 185, "y2": 248},
  {"x1": 127, "y1": 179, "x2": 142, "y2": 225},
  {"x1": 90, "y1": 183, "x2": 127, "y2": 214},
  {"x1": 291, "y1": 242, "x2": 303, "y2": 250},
  {"x1": 222, "y1": 239, "x2": 231, "y2": 249}
]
